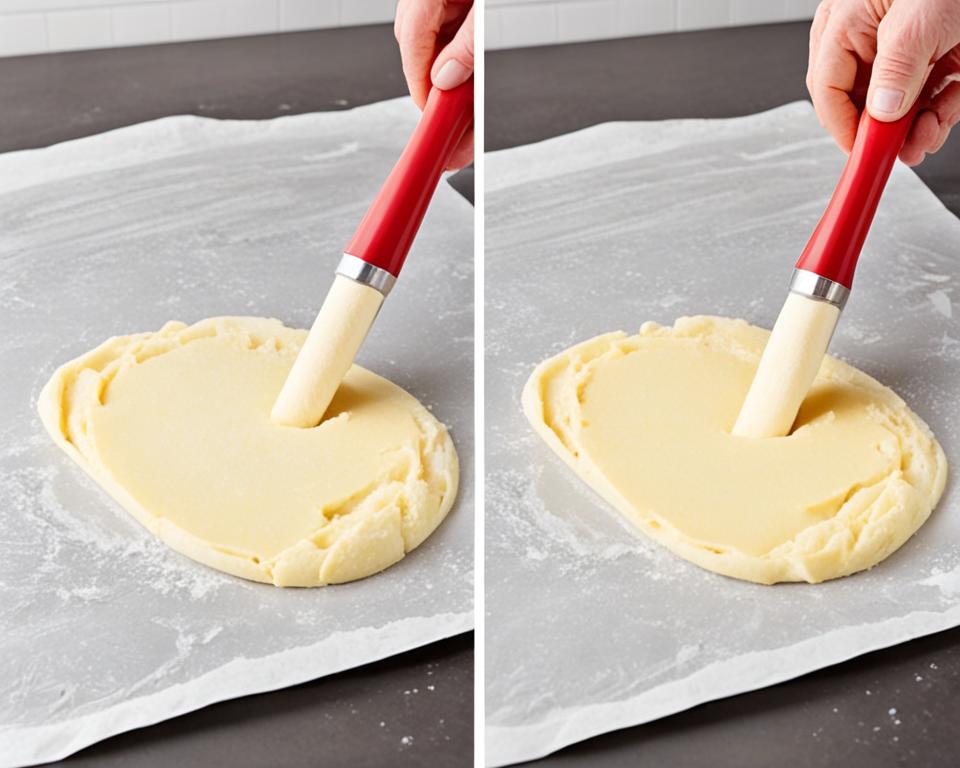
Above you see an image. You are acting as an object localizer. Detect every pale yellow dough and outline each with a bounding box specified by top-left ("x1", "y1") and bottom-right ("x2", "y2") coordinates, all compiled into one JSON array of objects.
[
  {"x1": 39, "y1": 317, "x2": 458, "y2": 587},
  {"x1": 522, "y1": 316, "x2": 947, "y2": 584}
]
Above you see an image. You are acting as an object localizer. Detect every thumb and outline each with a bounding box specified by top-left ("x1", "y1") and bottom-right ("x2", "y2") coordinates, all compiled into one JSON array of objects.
[
  {"x1": 430, "y1": 6, "x2": 474, "y2": 91},
  {"x1": 868, "y1": 8, "x2": 937, "y2": 121}
]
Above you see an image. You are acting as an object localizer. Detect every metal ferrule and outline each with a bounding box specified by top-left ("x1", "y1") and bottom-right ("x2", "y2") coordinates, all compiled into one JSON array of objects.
[
  {"x1": 336, "y1": 253, "x2": 397, "y2": 297},
  {"x1": 789, "y1": 268, "x2": 850, "y2": 311}
]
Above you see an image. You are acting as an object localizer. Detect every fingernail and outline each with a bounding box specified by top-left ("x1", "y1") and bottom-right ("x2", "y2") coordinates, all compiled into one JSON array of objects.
[
  {"x1": 433, "y1": 59, "x2": 469, "y2": 90},
  {"x1": 871, "y1": 87, "x2": 904, "y2": 115}
]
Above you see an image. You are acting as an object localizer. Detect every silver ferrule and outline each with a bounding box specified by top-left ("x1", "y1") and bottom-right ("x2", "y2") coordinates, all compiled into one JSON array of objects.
[
  {"x1": 336, "y1": 253, "x2": 397, "y2": 297},
  {"x1": 789, "y1": 268, "x2": 850, "y2": 311}
]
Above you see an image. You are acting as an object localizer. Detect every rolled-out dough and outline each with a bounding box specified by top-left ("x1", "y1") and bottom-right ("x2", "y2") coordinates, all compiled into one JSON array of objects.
[
  {"x1": 523, "y1": 316, "x2": 947, "y2": 584},
  {"x1": 39, "y1": 316, "x2": 458, "y2": 587}
]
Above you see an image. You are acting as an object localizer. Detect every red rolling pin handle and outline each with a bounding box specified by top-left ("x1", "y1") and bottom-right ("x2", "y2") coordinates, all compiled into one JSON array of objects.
[
  {"x1": 344, "y1": 79, "x2": 474, "y2": 278},
  {"x1": 795, "y1": 104, "x2": 919, "y2": 289}
]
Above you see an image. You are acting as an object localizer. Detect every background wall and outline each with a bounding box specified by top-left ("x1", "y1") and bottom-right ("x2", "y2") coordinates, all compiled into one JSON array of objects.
[
  {"x1": 486, "y1": 0, "x2": 819, "y2": 48},
  {"x1": 0, "y1": 0, "x2": 396, "y2": 57},
  {"x1": 0, "y1": 0, "x2": 821, "y2": 58}
]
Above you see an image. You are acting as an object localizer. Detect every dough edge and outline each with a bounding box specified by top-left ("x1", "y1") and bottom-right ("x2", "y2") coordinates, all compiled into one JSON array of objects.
[
  {"x1": 38, "y1": 316, "x2": 459, "y2": 588},
  {"x1": 521, "y1": 315, "x2": 947, "y2": 585}
]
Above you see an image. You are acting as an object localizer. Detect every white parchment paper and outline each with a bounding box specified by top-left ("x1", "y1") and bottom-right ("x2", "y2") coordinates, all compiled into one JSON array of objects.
[
  {"x1": 484, "y1": 102, "x2": 959, "y2": 766},
  {"x1": 0, "y1": 99, "x2": 473, "y2": 767}
]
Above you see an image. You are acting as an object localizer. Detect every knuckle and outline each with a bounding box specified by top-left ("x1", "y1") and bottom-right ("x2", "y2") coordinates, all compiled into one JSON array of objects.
[
  {"x1": 462, "y1": 32, "x2": 475, "y2": 61},
  {"x1": 873, "y1": 47, "x2": 920, "y2": 79},
  {"x1": 876, "y1": 15, "x2": 931, "y2": 69}
]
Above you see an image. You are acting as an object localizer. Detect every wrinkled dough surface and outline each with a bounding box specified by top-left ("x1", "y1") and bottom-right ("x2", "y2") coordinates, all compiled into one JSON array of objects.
[
  {"x1": 522, "y1": 316, "x2": 946, "y2": 584},
  {"x1": 39, "y1": 317, "x2": 458, "y2": 587}
]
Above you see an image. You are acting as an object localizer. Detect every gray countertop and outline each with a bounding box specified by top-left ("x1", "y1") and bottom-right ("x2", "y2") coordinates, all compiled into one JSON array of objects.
[
  {"x1": 0, "y1": 23, "x2": 472, "y2": 768},
  {"x1": 487, "y1": 20, "x2": 959, "y2": 768}
]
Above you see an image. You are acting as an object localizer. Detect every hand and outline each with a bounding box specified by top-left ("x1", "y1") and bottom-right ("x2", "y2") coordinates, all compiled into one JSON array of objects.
[
  {"x1": 807, "y1": 0, "x2": 960, "y2": 165},
  {"x1": 395, "y1": 0, "x2": 475, "y2": 170}
]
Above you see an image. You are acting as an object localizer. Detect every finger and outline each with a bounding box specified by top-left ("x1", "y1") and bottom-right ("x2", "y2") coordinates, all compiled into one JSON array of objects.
[
  {"x1": 806, "y1": 1, "x2": 831, "y2": 100},
  {"x1": 925, "y1": 45, "x2": 960, "y2": 98},
  {"x1": 811, "y1": 21, "x2": 861, "y2": 151},
  {"x1": 930, "y1": 78, "x2": 960, "y2": 130},
  {"x1": 899, "y1": 75, "x2": 960, "y2": 164},
  {"x1": 900, "y1": 67, "x2": 960, "y2": 163},
  {"x1": 899, "y1": 108, "x2": 940, "y2": 164},
  {"x1": 923, "y1": 78, "x2": 960, "y2": 155},
  {"x1": 928, "y1": 121, "x2": 952, "y2": 154},
  {"x1": 431, "y1": 5, "x2": 475, "y2": 90},
  {"x1": 867, "y1": 5, "x2": 938, "y2": 121},
  {"x1": 395, "y1": 0, "x2": 445, "y2": 109}
]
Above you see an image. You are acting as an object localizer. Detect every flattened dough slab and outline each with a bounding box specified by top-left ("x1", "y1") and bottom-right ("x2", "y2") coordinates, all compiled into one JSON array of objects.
[
  {"x1": 39, "y1": 316, "x2": 458, "y2": 587},
  {"x1": 523, "y1": 316, "x2": 946, "y2": 584}
]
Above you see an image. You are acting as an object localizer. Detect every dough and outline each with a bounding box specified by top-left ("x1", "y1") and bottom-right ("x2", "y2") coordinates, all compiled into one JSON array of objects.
[
  {"x1": 522, "y1": 316, "x2": 947, "y2": 584},
  {"x1": 39, "y1": 317, "x2": 458, "y2": 587}
]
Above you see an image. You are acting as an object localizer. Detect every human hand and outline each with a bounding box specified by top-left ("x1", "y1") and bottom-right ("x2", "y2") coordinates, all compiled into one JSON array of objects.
[
  {"x1": 395, "y1": 0, "x2": 475, "y2": 170},
  {"x1": 807, "y1": 0, "x2": 960, "y2": 165}
]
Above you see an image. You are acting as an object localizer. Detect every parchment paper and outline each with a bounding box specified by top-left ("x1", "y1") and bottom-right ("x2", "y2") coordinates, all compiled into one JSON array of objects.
[
  {"x1": 0, "y1": 99, "x2": 473, "y2": 767},
  {"x1": 484, "y1": 102, "x2": 959, "y2": 766}
]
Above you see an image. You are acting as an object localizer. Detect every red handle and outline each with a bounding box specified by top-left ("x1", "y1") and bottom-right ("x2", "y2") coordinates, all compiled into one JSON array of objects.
[
  {"x1": 344, "y1": 80, "x2": 474, "y2": 278},
  {"x1": 795, "y1": 105, "x2": 917, "y2": 288}
]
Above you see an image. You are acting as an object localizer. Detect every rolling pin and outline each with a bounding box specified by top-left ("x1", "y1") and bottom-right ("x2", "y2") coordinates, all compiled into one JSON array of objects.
[
  {"x1": 271, "y1": 80, "x2": 474, "y2": 428},
  {"x1": 732, "y1": 105, "x2": 918, "y2": 438}
]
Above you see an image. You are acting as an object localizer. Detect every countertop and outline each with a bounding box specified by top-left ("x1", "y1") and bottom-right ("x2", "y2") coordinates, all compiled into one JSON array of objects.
[
  {"x1": 0, "y1": 24, "x2": 472, "y2": 768},
  {"x1": 487, "y1": 20, "x2": 959, "y2": 768}
]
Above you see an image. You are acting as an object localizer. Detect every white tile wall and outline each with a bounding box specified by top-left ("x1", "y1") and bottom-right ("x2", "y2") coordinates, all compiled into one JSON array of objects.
[
  {"x1": 170, "y1": 0, "x2": 278, "y2": 41},
  {"x1": 732, "y1": 0, "x2": 788, "y2": 25},
  {"x1": 0, "y1": 0, "x2": 394, "y2": 57},
  {"x1": 786, "y1": 0, "x2": 820, "y2": 16},
  {"x1": 339, "y1": 0, "x2": 396, "y2": 25},
  {"x1": 111, "y1": 4, "x2": 172, "y2": 45},
  {"x1": 557, "y1": 0, "x2": 617, "y2": 44},
  {"x1": 676, "y1": 0, "x2": 729, "y2": 30},
  {"x1": 486, "y1": 0, "x2": 818, "y2": 49},
  {"x1": 0, "y1": 0, "x2": 819, "y2": 58},
  {"x1": 46, "y1": 7, "x2": 112, "y2": 50},
  {"x1": 497, "y1": 4, "x2": 557, "y2": 48},
  {"x1": 279, "y1": 0, "x2": 338, "y2": 31},
  {"x1": 617, "y1": 0, "x2": 675, "y2": 36},
  {"x1": 0, "y1": 12, "x2": 45, "y2": 55}
]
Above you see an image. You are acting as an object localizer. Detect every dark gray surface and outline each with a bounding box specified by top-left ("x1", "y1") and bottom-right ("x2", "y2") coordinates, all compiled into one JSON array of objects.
[
  {"x1": 526, "y1": 628, "x2": 959, "y2": 768},
  {"x1": 0, "y1": 24, "x2": 472, "y2": 768},
  {"x1": 488, "y1": 21, "x2": 960, "y2": 768},
  {"x1": 0, "y1": 23, "x2": 473, "y2": 203},
  {"x1": 487, "y1": 21, "x2": 959, "y2": 218},
  {"x1": 65, "y1": 633, "x2": 473, "y2": 768}
]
